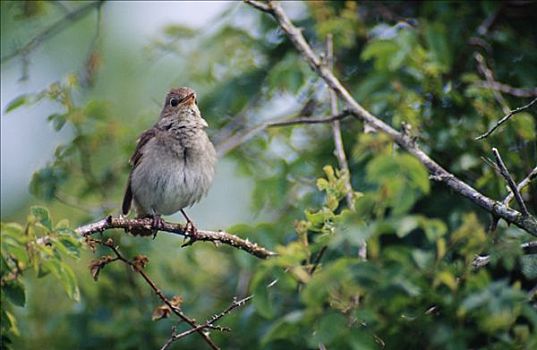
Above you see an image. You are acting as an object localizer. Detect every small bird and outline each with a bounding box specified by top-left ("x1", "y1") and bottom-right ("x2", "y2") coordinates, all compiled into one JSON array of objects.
[{"x1": 122, "y1": 87, "x2": 216, "y2": 238}]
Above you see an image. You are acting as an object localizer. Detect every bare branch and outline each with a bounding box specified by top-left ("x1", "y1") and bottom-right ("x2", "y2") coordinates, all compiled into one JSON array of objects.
[
  {"x1": 266, "y1": 110, "x2": 352, "y2": 128},
  {"x1": 215, "y1": 110, "x2": 352, "y2": 157},
  {"x1": 489, "y1": 166, "x2": 537, "y2": 232},
  {"x1": 76, "y1": 216, "x2": 276, "y2": 259},
  {"x1": 523, "y1": 241, "x2": 537, "y2": 255},
  {"x1": 160, "y1": 296, "x2": 253, "y2": 350},
  {"x1": 475, "y1": 97, "x2": 537, "y2": 140},
  {"x1": 1, "y1": 1, "x2": 105, "y2": 63},
  {"x1": 503, "y1": 166, "x2": 537, "y2": 206},
  {"x1": 246, "y1": 0, "x2": 537, "y2": 236},
  {"x1": 472, "y1": 241, "x2": 537, "y2": 269},
  {"x1": 325, "y1": 35, "x2": 353, "y2": 211},
  {"x1": 492, "y1": 148, "x2": 530, "y2": 217},
  {"x1": 477, "y1": 81, "x2": 537, "y2": 98},
  {"x1": 242, "y1": 0, "x2": 272, "y2": 13},
  {"x1": 97, "y1": 238, "x2": 220, "y2": 350},
  {"x1": 325, "y1": 34, "x2": 365, "y2": 260},
  {"x1": 474, "y1": 52, "x2": 510, "y2": 115},
  {"x1": 472, "y1": 255, "x2": 491, "y2": 269}
]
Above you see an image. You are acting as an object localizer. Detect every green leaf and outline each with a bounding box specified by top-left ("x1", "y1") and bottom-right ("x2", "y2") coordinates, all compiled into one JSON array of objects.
[
  {"x1": 58, "y1": 263, "x2": 80, "y2": 301},
  {"x1": 42, "y1": 259, "x2": 80, "y2": 301},
  {"x1": 4, "y1": 95, "x2": 28, "y2": 113},
  {"x1": 1, "y1": 308, "x2": 19, "y2": 336},
  {"x1": 260, "y1": 311, "x2": 303, "y2": 346},
  {"x1": 251, "y1": 268, "x2": 276, "y2": 319},
  {"x1": 511, "y1": 113, "x2": 536, "y2": 141},
  {"x1": 425, "y1": 22, "x2": 452, "y2": 72},
  {"x1": 47, "y1": 113, "x2": 67, "y2": 131},
  {"x1": 398, "y1": 154, "x2": 430, "y2": 194},
  {"x1": 301, "y1": 258, "x2": 357, "y2": 307},
  {"x1": 3, "y1": 281, "x2": 25, "y2": 307},
  {"x1": 52, "y1": 237, "x2": 81, "y2": 259},
  {"x1": 420, "y1": 217, "x2": 447, "y2": 241},
  {"x1": 313, "y1": 312, "x2": 347, "y2": 345},
  {"x1": 31, "y1": 206, "x2": 52, "y2": 231},
  {"x1": 361, "y1": 40, "x2": 399, "y2": 70},
  {"x1": 396, "y1": 216, "x2": 419, "y2": 238},
  {"x1": 30, "y1": 165, "x2": 68, "y2": 200}
]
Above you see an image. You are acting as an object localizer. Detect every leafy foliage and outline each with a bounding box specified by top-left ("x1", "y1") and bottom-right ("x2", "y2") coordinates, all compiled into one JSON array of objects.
[
  {"x1": 1, "y1": 207, "x2": 81, "y2": 346},
  {"x1": 1, "y1": 1, "x2": 537, "y2": 349}
]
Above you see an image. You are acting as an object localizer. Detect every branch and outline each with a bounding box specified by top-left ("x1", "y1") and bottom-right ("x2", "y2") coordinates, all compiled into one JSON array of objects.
[
  {"x1": 325, "y1": 34, "x2": 365, "y2": 260},
  {"x1": 246, "y1": 0, "x2": 537, "y2": 237},
  {"x1": 503, "y1": 166, "x2": 537, "y2": 206},
  {"x1": 215, "y1": 110, "x2": 352, "y2": 157},
  {"x1": 243, "y1": 0, "x2": 272, "y2": 13},
  {"x1": 472, "y1": 241, "x2": 537, "y2": 269},
  {"x1": 474, "y1": 52, "x2": 510, "y2": 115},
  {"x1": 492, "y1": 148, "x2": 530, "y2": 217},
  {"x1": 475, "y1": 97, "x2": 537, "y2": 140},
  {"x1": 76, "y1": 216, "x2": 276, "y2": 259},
  {"x1": 97, "y1": 238, "x2": 219, "y2": 350},
  {"x1": 1, "y1": 1, "x2": 105, "y2": 63},
  {"x1": 266, "y1": 109, "x2": 352, "y2": 127},
  {"x1": 489, "y1": 166, "x2": 537, "y2": 232},
  {"x1": 325, "y1": 35, "x2": 353, "y2": 211},
  {"x1": 160, "y1": 296, "x2": 253, "y2": 350},
  {"x1": 477, "y1": 81, "x2": 537, "y2": 98}
]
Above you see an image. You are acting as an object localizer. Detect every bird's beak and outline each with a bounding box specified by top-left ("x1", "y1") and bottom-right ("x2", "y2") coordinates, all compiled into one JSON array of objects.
[{"x1": 181, "y1": 93, "x2": 196, "y2": 106}]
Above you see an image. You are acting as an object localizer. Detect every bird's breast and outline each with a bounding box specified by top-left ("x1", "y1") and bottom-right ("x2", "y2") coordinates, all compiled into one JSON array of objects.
[{"x1": 130, "y1": 131, "x2": 216, "y2": 216}]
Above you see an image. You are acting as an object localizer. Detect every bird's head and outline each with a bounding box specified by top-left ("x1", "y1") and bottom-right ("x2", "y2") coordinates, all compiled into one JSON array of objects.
[{"x1": 160, "y1": 87, "x2": 207, "y2": 127}]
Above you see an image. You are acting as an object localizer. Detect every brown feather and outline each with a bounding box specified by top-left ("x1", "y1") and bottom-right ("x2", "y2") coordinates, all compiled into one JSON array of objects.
[
  {"x1": 122, "y1": 128, "x2": 158, "y2": 214},
  {"x1": 122, "y1": 177, "x2": 133, "y2": 214}
]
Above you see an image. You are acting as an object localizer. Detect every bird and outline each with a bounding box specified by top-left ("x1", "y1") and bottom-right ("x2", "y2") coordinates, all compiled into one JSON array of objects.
[{"x1": 122, "y1": 87, "x2": 216, "y2": 239}]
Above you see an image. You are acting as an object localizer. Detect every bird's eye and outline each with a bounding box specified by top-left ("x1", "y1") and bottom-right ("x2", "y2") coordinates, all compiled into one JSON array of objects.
[{"x1": 170, "y1": 98, "x2": 179, "y2": 107}]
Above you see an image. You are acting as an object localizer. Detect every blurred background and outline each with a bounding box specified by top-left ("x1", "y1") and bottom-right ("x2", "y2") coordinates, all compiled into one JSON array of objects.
[
  {"x1": 2, "y1": 1, "x2": 536, "y2": 349},
  {"x1": 1, "y1": 1, "x2": 254, "y2": 225}
]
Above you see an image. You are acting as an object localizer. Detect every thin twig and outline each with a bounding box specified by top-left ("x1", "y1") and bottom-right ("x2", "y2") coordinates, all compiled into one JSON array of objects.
[
  {"x1": 475, "y1": 97, "x2": 537, "y2": 140},
  {"x1": 472, "y1": 241, "x2": 537, "y2": 269},
  {"x1": 477, "y1": 81, "x2": 537, "y2": 98},
  {"x1": 325, "y1": 34, "x2": 365, "y2": 260},
  {"x1": 309, "y1": 246, "x2": 327, "y2": 275},
  {"x1": 490, "y1": 166, "x2": 537, "y2": 232},
  {"x1": 503, "y1": 167, "x2": 537, "y2": 206},
  {"x1": 474, "y1": 52, "x2": 510, "y2": 115},
  {"x1": 267, "y1": 110, "x2": 352, "y2": 127},
  {"x1": 160, "y1": 296, "x2": 253, "y2": 350},
  {"x1": 326, "y1": 35, "x2": 353, "y2": 211},
  {"x1": 1, "y1": 1, "x2": 105, "y2": 63},
  {"x1": 75, "y1": 216, "x2": 276, "y2": 259},
  {"x1": 80, "y1": 1, "x2": 104, "y2": 87},
  {"x1": 215, "y1": 110, "x2": 352, "y2": 157},
  {"x1": 98, "y1": 239, "x2": 219, "y2": 350},
  {"x1": 492, "y1": 148, "x2": 530, "y2": 216},
  {"x1": 246, "y1": 0, "x2": 537, "y2": 236}
]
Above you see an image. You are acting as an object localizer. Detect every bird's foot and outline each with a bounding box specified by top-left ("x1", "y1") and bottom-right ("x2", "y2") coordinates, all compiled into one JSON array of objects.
[
  {"x1": 151, "y1": 214, "x2": 164, "y2": 239},
  {"x1": 181, "y1": 220, "x2": 199, "y2": 247}
]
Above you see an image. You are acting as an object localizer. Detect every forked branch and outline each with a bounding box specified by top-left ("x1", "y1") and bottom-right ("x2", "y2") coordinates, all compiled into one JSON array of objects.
[{"x1": 245, "y1": 0, "x2": 537, "y2": 236}]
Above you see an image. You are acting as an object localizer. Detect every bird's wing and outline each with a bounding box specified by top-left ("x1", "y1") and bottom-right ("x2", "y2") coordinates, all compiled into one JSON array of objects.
[{"x1": 122, "y1": 128, "x2": 158, "y2": 214}]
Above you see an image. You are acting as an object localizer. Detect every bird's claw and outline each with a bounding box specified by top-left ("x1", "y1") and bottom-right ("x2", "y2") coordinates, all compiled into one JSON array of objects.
[
  {"x1": 181, "y1": 220, "x2": 199, "y2": 247},
  {"x1": 151, "y1": 214, "x2": 163, "y2": 239}
]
